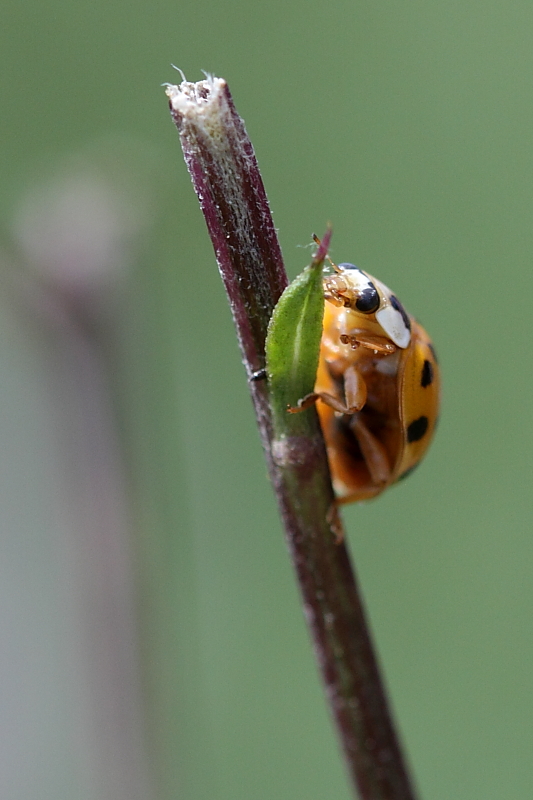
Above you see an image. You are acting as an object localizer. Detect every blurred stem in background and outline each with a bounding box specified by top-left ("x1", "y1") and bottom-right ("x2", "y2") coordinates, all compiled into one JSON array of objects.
[{"x1": 2, "y1": 149, "x2": 158, "y2": 799}]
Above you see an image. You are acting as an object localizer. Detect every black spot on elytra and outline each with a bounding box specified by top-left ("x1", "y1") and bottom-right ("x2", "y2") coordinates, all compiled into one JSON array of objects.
[
  {"x1": 355, "y1": 285, "x2": 380, "y2": 313},
  {"x1": 407, "y1": 416, "x2": 429, "y2": 443},
  {"x1": 390, "y1": 295, "x2": 411, "y2": 332},
  {"x1": 420, "y1": 359, "x2": 433, "y2": 387},
  {"x1": 428, "y1": 342, "x2": 439, "y2": 364}
]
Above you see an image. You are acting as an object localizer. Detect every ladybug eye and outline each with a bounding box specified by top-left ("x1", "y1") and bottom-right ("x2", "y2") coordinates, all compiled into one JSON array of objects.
[{"x1": 355, "y1": 287, "x2": 380, "y2": 313}]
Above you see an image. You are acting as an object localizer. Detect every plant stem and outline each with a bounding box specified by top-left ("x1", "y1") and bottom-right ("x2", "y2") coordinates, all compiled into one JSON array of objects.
[{"x1": 166, "y1": 75, "x2": 418, "y2": 800}]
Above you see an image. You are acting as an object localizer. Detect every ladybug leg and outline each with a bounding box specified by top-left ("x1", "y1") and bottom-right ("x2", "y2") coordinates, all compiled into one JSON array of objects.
[
  {"x1": 288, "y1": 391, "x2": 345, "y2": 414},
  {"x1": 349, "y1": 415, "x2": 391, "y2": 486},
  {"x1": 340, "y1": 333, "x2": 396, "y2": 355},
  {"x1": 288, "y1": 365, "x2": 367, "y2": 415},
  {"x1": 343, "y1": 364, "x2": 367, "y2": 411}
]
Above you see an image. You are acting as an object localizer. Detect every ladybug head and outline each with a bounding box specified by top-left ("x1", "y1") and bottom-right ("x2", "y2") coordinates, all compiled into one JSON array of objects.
[
  {"x1": 324, "y1": 263, "x2": 381, "y2": 314},
  {"x1": 324, "y1": 262, "x2": 413, "y2": 349}
]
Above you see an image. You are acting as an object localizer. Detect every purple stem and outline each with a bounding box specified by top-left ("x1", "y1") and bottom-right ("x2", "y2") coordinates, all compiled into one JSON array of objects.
[{"x1": 166, "y1": 75, "x2": 418, "y2": 800}]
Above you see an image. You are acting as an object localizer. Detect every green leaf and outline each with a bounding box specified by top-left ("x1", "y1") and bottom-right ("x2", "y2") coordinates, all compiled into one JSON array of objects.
[{"x1": 266, "y1": 248, "x2": 326, "y2": 435}]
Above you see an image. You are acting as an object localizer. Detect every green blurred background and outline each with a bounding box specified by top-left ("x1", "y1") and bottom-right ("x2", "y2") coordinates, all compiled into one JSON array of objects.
[{"x1": 1, "y1": 1, "x2": 532, "y2": 799}]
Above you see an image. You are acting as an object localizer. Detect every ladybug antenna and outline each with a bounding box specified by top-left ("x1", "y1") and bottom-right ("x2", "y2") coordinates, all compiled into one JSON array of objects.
[{"x1": 312, "y1": 233, "x2": 341, "y2": 273}]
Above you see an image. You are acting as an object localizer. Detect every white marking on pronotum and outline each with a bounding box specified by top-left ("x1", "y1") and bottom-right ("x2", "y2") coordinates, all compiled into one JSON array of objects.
[
  {"x1": 339, "y1": 265, "x2": 376, "y2": 297},
  {"x1": 375, "y1": 304, "x2": 411, "y2": 348}
]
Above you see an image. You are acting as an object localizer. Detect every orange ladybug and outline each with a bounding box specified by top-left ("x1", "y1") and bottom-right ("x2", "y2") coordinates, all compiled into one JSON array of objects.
[{"x1": 291, "y1": 241, "x2": 440, "y2": 502}]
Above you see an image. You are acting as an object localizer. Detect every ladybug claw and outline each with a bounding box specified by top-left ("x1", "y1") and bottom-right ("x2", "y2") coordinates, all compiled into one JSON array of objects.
[{"x1": 287, "y1": 393, "x2": 319, "y2": 413}]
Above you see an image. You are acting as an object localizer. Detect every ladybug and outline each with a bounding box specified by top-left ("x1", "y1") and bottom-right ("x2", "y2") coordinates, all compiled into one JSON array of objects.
[{"x1": 290, "y1": 239, "x2": 440, "y2": 502}]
